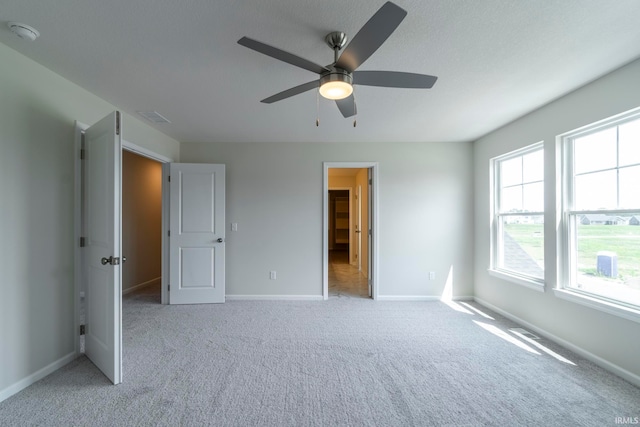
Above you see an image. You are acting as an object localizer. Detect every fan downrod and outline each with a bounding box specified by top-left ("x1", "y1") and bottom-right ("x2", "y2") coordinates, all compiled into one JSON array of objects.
[{"x1": 325, "y1": 31, "x2": 348, "y2": 62}]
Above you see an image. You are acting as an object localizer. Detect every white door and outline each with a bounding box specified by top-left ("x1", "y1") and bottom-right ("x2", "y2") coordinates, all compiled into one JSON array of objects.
[
  {"x1": 83, "y1": 111, "x2": 122, "y2": 384},
  {"x1": 169, "y1": 163, "x2": 225, "y2": 304}
]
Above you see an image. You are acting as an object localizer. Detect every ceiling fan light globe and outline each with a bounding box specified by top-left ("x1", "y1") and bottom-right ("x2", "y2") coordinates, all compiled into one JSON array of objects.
[{"x1": 319, "y1": 81, "x2": 353, "y2": 100}]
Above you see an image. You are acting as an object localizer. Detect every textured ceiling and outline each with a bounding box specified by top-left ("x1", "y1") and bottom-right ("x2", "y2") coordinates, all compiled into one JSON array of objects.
[{"x1": 2, "y1": 0, "x2": 640, "y2": 144}]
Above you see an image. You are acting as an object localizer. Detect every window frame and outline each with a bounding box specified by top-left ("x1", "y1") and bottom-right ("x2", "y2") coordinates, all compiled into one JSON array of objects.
[
  {"x1": 558, "y1": 108, "x2": 640, "y2": 319},
  {"x1": 490, "y1": 142, "x2": 545, "y2": 290}
]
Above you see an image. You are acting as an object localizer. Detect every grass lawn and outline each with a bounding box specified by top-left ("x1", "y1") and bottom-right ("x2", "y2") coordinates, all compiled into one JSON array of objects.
[
  {"x1": 576, "y1": 224, "x2": 640, "y2": 281},
  {"x1": 504, "y1": 223, "x2": 640, "y2": 282}
]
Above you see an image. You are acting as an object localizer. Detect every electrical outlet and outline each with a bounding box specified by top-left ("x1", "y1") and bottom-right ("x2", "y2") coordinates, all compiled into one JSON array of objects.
[
  {"x1": 429, "y1": 271, "x2": 436, "y2": 280},
  {"x1": 270, "y1": 271, "x2": 277, "y2": 280}
]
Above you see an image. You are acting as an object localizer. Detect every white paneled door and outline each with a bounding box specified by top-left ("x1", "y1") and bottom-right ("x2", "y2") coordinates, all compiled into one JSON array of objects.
[
  {"x1": 83, "y1": 111, "x2": 122, "y2": 384},
  {"x1": 169, "y1": 163, "x2": 226, "y2": 304}
]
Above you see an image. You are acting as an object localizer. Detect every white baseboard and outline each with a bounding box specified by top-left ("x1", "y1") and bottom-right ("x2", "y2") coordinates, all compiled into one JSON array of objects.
[
  {"x1": 377, "y1": 296, "x2": 440, "y2": 301},
  {"x1": 0, "y1": 352, "x2": 77, "y2": 403},
  {"x1": 122, "y1": 277, "x2": 161, "y2": 296},
  {"x1": 475, "y1": 297, "x2": 640, "y2": 388},
  {"x1": 226, "y1": 295, "x2": 324, "y2": 301},
  {"x1": 377, "y1": 295, "x2": 475, "y2": 301},
  {"x1": 452, "y1": 296, "x2": 475, "y2": 301}
]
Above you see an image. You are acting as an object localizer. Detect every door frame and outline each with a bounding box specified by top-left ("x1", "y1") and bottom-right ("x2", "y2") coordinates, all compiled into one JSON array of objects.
[
  {"x1": 356, "y1": 184, "x2": 362, "y2": 272},
  {"x1": 322, "y1": 162, "x2": 379, "y2": 300},
  {"x1": 74, "y1": 121, "x2": 175, "y2": 356}
]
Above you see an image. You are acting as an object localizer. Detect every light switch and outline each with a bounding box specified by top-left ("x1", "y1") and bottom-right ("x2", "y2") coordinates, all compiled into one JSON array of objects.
[{"x1": 231, "y1": 223, "x2": 238, "y2": 231}]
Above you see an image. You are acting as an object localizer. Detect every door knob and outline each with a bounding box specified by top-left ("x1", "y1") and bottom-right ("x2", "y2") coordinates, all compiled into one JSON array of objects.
[
  {"x1": 217, "y1": 238, "x2": 224, "y2": 243},
  {"x1": 101, "y1": 256, "x2": 120, "y2": 265}
]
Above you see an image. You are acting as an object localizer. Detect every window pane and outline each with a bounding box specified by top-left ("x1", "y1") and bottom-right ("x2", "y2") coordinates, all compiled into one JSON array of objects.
[
  {"x1": 522, "y1": 150, "x2": 544, "y2": 183},
  {"x1": 500, "y1": 185, "x2": 522, "y2": 212},
  {"x1": 574, "y1": 170, "x2": 617, "y2": 210},
  {"x1": 501, "y1": 157, "x2": 522, "y2": 187},
  {"x1": 574, "y1": 128, "x2": 617, "y2": 174},
  {"x1": 570, "y1": 218, "x2": 640, "y2": 307},
  {"x1": 619, "y1": 166, "x2": 640, "y2": 209},
  {"x1": 499, "y1": 216, "x2": 544, "y2": 279},
  {"x1": 523, "y1": 182, "x2": 544, "y2": 212},
  {"x1": 619, "y1": 119, "x2": 640, "y2": 167}
]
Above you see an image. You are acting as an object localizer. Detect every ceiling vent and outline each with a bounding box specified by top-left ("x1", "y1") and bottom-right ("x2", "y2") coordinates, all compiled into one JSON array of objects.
[
  {"x1": 137, "y1": 111, "x2": 171, "y2": 124},
  {"x1": 509, "y1": 328, "x2": 540, "y2": 340}
]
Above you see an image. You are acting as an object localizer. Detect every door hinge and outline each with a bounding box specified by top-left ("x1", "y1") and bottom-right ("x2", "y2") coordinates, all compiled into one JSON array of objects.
[
  {"x1": 116, "y1": 111, "x2": 121, "y2": 136},
  {"x1": 168, "y1": 230, "x2": 170, "y2": 237},
  {"x1": 368, "y1": 229, "x2": 372, "y2": 236},
  {"x1": 168, "y1": 175, "x2": 171, "y2": 182},
  {"x1": 80, "y1": 237, "x2": 86, "y2": 247},
  {"x1": 168, "y1": 284, "x2": 170, "y2": 291},
  {"x1": 369, "y1": 178, "x2": 372, "y2": 185},
  {"x1": 80, "y1": 148, "x2": 85, "y2": 160},
  {"x1": 80, "y1": 325, "x2": 86, "y2": 335}
]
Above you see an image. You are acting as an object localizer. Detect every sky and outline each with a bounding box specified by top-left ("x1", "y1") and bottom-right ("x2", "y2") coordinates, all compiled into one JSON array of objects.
[{"x1": 500, "y1": 118, "x2": 640, "y2": 212}]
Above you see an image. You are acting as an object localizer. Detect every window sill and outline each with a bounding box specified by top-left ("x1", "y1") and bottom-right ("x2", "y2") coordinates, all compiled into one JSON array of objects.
[
  {"x1": 488, "y1": 269, "x2": 545, "y2": 292},
  {"x1": 553, "y1": 288, "x2": 640, "y2": 324}
]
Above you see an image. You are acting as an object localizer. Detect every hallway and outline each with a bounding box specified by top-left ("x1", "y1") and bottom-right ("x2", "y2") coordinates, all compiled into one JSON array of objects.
[{"x1": 328, "y1": 250, "x2": 369, "y2": 298}]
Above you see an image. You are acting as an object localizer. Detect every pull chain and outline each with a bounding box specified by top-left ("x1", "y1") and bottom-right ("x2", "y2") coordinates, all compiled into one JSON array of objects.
[
  {"x1": 353, "y1": 87, "x2": 357, "y2": 128},
  {"x1": 316, "y1": 89, "x2": 320, "y2": 127}
]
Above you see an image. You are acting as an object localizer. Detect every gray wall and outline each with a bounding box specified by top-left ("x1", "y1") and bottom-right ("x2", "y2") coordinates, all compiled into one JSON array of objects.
[
  {"x1": 473, "y1": 58, "x2": 640, "y2": 381},
  {"x1": 180, "y1": 141, "x2": 475, "y2": 299},
  {"x1": 0, "y1": 42, "x2": 179, "y2": 399}
]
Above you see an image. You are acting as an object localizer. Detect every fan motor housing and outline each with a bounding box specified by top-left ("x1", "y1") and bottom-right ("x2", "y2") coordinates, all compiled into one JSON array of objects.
[{"x1": 319, "y1": 68, "x2": 353, "y2": 86}]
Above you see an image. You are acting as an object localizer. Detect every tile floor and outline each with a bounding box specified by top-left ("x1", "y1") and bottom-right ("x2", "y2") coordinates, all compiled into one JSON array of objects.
[{"x1": 328, "y1": 250, "x2": 370, "y2": 299}]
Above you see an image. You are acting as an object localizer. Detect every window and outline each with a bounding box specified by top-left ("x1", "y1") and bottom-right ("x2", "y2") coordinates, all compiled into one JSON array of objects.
[
  {"x1": 491, "y1": 143, "x2": 544, "y2": 286},
  {"x1": 561, "y1": 112, "x2": 640, "y2": 310}
]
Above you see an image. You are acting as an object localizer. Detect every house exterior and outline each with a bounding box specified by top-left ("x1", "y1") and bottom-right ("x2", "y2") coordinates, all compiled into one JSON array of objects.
[{"x1": 580, "y1": 214, "x2": 623, "y2": 225}]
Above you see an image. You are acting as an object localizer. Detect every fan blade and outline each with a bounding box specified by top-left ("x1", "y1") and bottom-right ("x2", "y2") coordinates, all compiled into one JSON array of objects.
[
  {"x1": 335, "y1": 2, "x2": 407, "y2": 72},
  {"x1": 238, "y1": 37, "x2": 329, "y2": 75},
  {"x1": 335, "y1": 95, "x2": 357, "y2": 118},
  {"x1": 354, "y1": 71, "x2": 437, "y2": 88},
  {"x1": 261, "y1": 80, "x2": 320, "y2": 104}
]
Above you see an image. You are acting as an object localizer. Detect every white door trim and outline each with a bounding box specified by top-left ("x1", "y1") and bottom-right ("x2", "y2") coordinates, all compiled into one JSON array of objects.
[
  {"x1": 122, "y1": 140, "x2": 173, "y2": 164},
  {"x1": 74, "y1": 122, "x2": 176, "y2": 356},
  {"x1": 323, "y1": 162, "x2": 379, "y2": 300},
  {"x1": 357, "y1": 185, "x2": 362, "y2": 272}
]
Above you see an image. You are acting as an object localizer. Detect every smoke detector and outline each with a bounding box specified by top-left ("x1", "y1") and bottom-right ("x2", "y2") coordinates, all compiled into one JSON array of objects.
[{"x1": 8, "y1": 22, "x2": 40, "y2": 41}]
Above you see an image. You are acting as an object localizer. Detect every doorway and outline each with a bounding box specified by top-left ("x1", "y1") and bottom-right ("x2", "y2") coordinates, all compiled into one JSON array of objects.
[
  {"x1": 323, "y1": 162, "x2": 378, "y2": 300},
  {"x1": 74, "y1": 117, "x2": 225, "y2": 385},
  {"x1": 122, "y1": 150, "x2": 163, "y2": 303}
]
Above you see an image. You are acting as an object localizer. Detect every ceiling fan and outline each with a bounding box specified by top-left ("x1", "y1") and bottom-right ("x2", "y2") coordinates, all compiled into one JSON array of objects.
[{"x1": 238, "y1": 1, "x2": 437, "y2": 118}]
